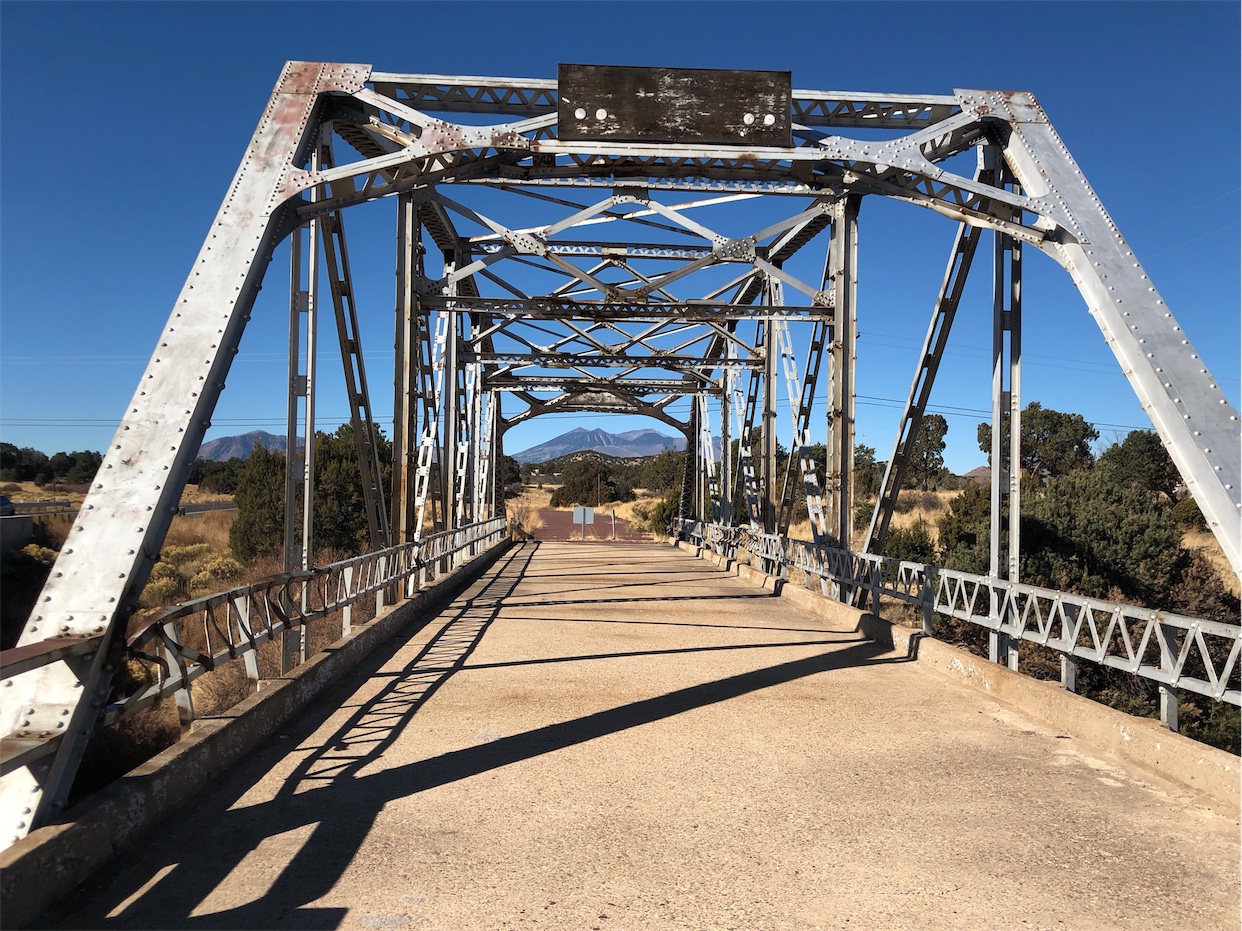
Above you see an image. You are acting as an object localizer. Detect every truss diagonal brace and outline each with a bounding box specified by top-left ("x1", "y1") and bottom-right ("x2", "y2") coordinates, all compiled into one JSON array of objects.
[
  {"x1": 0, "y1": 62, "x2": 371, "y2": 845},
  {"x1": 864, "y1": 165, "x2": 989, "y2": 556},
  {"x1": 962, "y1": 89, "x2": 1241, "y2": 571}
]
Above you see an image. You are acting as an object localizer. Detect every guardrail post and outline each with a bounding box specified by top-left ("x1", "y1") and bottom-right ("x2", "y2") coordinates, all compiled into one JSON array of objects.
[
  {"x1": 1157, "y1": 622, "x2": 1179, "y2": 731},
  {"x1": 280, "y1": 583, "x2": 300, "y2": 675},
  {"x1": 375, "y1": 555, "x2": 387, "y2": 615},
  {"x1": 1061, "y1": 655, "x2": 1076, "y2": 693},
  {"x1": 239, "y1": 599, "x2": 260, "y2": 694},
  {"x1": 342, "y1": 566, "x2": 354, "y2": 635},
  {"x1": 920, "y1": 571, "x2": 934, "y2": 635},
  {"x1": 163, "y1": 620, "x2": 195, "y2": 736},
  {"x1": 988, "y1": 586, "x2": 1016, "y2": 669}
]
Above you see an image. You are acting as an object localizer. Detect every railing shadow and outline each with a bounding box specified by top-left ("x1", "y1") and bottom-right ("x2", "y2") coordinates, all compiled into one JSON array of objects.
[
  {"x1": 276, "y1": 540, "x2": 536, "y2": 793},
  {"x1": 48, "y1": 542, "x2": 911, "y2": 930}
]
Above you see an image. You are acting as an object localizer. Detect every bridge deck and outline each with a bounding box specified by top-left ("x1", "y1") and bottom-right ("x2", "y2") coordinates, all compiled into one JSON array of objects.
[{"x1": 46, "y1": 542, "x2": 1240, "y2": 930}]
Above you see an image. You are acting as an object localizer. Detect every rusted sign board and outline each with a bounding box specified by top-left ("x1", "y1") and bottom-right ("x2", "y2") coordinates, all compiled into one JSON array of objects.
[{"x1": 558, "y1": 63, "x2": 792, "y2": 146}]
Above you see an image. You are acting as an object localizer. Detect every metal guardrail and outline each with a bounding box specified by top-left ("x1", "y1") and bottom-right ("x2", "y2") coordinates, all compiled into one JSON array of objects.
[
  {"x1": 680, "y1": 520, "x2": 1241, "y2": 728},
  {"x1": 0, "y1": 500, "x2": 238, "y2": 519},
  {"x1": 0, "y1": 518, "x2": 509, "y2": 747},
  {"x1": 10, "y1": 500, "x2": 72, "y2": 513},
  {"x1": 176, "y1": 500, "x2": 239, "y2": 516}
]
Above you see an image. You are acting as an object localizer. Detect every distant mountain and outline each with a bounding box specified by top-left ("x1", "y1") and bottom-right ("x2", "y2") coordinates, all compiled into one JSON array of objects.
[
  {"x1": 511, "y1": 427, "x2": 684, "y2": 464},
  {"x1": 199, "y1": 430, "x2": 300, "y2": 462}
]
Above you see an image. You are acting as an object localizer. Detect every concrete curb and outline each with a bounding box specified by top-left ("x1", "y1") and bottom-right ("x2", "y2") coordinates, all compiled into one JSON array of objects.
[
  {"x1": 675, "y1": 540, "x2": 1241, "y2": 810},
  {"x1": 1, "y1": 539, "x2": 515, "y2": 930}
]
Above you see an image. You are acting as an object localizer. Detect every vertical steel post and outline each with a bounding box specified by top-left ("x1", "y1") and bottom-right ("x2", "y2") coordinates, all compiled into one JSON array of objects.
[
  {"x1": 988, "y1": 156, "x2": 1021, "y2": 671},
  {"x1": 282, "y1": 228, "x2": 305, "y2": 673},
  {"x1": 827, "y1": 196, "x2": 859, "y2": 548},
  {"x1": 296, "y1": 168, "x2": 321, "y2": 666},
  {"x1": 392, "y1": 192, "x2": 419, "y2": 544},
  {"x1": 282, "y1": 184, "x2": 320, "y2": 674},
  {"x1": 1007, "y1": 224, "x2": 1022, "y2": 585},
  {"x1": 1157, "y1": 623, "x2": 1180, "y2": 731},
  {"x1": 761, "y1": 313, "x2": 779, "y2": 534},
  {"x1": 466, "y1": 317, "x2": 484, "y2": 523},
  {"x1": 284, "y1": 227, "x2": 306, "y2": 574},
  {"x1": 720, "y1": 363, "x2": 733, "y2": 526},
  {"x1": 1061, "y1": 656, "x2": 1077, "y2": 693},
  {"x1": 303, "y1": 154, "x2": 321, "y2": 577},
  {"x1": 443, "y1": 256, "x2": 460, "y2": 532}
]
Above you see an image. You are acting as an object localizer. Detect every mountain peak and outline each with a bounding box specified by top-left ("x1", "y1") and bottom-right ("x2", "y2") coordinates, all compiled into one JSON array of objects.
[
  {"x1": 511, "y1": 427, "x2": 683, "y2": 464},
  {"x1": 198, "y1": 430, "x2": 298, "y2": 462}
]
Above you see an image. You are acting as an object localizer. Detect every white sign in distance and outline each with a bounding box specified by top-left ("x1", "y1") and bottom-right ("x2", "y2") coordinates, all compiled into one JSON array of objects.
[{"x1": 572, "y1": 506, "x2": 595, "y2": 524}]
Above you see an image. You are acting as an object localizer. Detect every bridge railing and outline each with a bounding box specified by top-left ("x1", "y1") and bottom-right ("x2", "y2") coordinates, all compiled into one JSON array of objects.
[
  {"x1": 0, "y1": 518, "x2": 509, "y2": 752},
  {"x1": 679, "y1": 520, "x2": 1241, "y2": 729},
  {"x1": 111, "y1": 517, "x2": 509, "y2": 731}
]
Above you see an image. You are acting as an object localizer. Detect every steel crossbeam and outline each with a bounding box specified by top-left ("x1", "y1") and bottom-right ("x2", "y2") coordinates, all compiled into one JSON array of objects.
[{"x1": 2, "y1": 61, "x2": 1237, "y2": 851}]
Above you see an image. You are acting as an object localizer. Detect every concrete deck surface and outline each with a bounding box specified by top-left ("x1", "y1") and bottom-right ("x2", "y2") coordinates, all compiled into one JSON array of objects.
[{"x1": 43, "y1": 542, "x2": 1241, "y2": 930}]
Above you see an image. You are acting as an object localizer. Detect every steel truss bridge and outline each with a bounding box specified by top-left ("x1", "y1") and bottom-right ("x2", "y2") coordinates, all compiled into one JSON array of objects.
[{"x1": 1, "y1": 62, "x2": 1238, "y2": 853}]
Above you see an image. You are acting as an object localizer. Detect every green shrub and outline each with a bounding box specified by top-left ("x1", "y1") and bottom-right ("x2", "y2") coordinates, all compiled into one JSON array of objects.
[
  {"x1": 882, "y1": 520, "x2": 936, "y2": 563},
  {"x1": 649, "y1": 494, "x2": 679, "y2": 535},
  {"x1": 1171, "y1": 496, "x2": 1207, "y2": 532},
  {"x1": 892, "y1": 492, "x2": 917, "y2": 514},
  {"x1": 203, "y1": 553, "x2": 243, "y2": 583},
  {"x1": 140, "y1": 577, "x2": 181, "y2": 607},
  {"x1": 937, "y1": 482, "x2": 990, "y2": 574}
]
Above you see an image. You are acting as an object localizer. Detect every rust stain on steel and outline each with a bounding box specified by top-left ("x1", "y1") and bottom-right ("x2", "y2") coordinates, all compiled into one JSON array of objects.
[{"x1": 559, "y1": 64, "x2": 792, "y2": 147}]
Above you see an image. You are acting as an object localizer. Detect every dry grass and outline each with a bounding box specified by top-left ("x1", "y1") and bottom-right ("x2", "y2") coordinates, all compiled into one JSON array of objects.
[
  {"x1": 787, "y1": 490, "x2": 957, "y2": 545},
  {"x1": 177, "y1": 483, "x2": 233, "y2": 505},
  {"x1": 507, "y1": 486, "x2": 552, "y2": 532},
  {"x1": 887, "y1": 489, "x2": 957, "y2": 544},
  {"x1": 787, "y1": 518, "x2": 814, "y2": 540},
  {"x1": 4, "y1": 480, "x2": 87, "y2": 508},
  {"x1": 3, "y1": 480, "x2": 228, "y2": 506},
  {"x1": 163, "y1": 508, "x2": 235, "y2": 551},
  {"x1": 603, "y1": 493, "x2": 663, "y2": 525},
  {"x1": 32, "y1": 513, "x2": 74, "y2": 550},
  {"x1": 1182, "y1": 529, "x2": 1240, "y2": 596}
]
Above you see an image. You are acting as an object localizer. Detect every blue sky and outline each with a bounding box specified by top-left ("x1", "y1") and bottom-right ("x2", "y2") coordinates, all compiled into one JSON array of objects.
[{"x1": 1, "y1": 1, "x2": 1238, "y2": 474}]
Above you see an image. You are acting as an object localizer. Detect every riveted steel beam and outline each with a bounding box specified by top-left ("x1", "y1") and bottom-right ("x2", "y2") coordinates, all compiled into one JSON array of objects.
[{"x1": 0, "y1": 61, "x2": 371, "y2": 845}]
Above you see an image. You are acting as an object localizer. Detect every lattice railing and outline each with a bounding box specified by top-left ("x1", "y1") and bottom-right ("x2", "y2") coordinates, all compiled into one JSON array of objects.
[
  {"x1": 110, "y1": 518, "x2": 508, "y2": 729},
  {"x1": 0, "y1": 518, "x2": 508, "y2": 752},
  {"x1": 679, "y1": 520, "x2": 1241, "y2": 725}
]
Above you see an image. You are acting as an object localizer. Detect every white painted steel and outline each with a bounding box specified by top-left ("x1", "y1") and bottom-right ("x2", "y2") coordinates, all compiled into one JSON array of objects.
[{"x1": 0, "y1": 62, "x2": 370, "y2": 846}]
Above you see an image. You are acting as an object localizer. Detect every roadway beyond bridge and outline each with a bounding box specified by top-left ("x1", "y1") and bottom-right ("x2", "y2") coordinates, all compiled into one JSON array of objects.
[{"x1": 41, "y1": 542, "x2": 1240, "y2": 930}]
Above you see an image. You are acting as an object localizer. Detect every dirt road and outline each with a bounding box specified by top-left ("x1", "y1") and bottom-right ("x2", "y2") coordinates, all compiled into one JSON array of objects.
[{"x1": 532, "y1": 506, "x2": 654, "y2": 543}]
